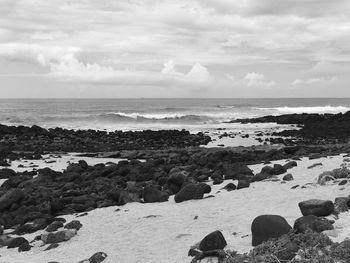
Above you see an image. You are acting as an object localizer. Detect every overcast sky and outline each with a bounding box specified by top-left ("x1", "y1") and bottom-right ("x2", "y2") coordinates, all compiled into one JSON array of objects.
[{"x1": 0, "y1": 0, "x2": 350, "y2": 98}]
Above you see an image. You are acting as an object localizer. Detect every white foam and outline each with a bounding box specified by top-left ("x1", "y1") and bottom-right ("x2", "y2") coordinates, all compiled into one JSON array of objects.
[{"x1": 256, "y1": 106, "x2": 350, "y2": 114}]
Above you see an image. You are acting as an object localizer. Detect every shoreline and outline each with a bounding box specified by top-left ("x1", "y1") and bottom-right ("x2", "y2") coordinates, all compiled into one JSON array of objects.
[{"x1": 0, "y1": 111, "x2": 350, "y2": 262}]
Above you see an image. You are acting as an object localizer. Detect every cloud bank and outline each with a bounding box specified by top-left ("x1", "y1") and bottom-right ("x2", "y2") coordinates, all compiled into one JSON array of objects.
[{"x1": 0, "y1": 0, "x2": 350, "y2": 97}]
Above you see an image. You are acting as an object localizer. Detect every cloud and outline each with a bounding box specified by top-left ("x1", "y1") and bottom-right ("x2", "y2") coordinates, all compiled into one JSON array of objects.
[
  {"x1": 0, "y1": 0, "x2": 350, "y2": 97},
  {"x1": 161, "y1": 60, "x2": 183, "y2": 76},
  {"x1": 161, "y1": 60, "x2": 211, "y2": 82},
  {"x1": 291, "y1": 76, "x2": 337, "y2": 85},
  {"x1": 291, "y1": 79, "x2": 303, "y2": 85},
  {"x1": 186, "y1": 62, "x2": 210, "y2": 81},
  {"x1": 244, "y1": 72, "x2": 276, "y2": 87}
]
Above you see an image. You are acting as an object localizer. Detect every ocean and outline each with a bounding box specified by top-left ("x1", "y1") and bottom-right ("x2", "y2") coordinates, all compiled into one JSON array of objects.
[{"x1": 0, "y1": 98, "x2": 350, "y2": 133}]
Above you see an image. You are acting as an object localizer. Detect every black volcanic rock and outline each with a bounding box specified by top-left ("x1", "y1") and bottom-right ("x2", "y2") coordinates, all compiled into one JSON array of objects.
[
  {"x1": 251, "y1": 215, "x2": 292, "y2": 246},
  {"x1": 298, "y1": 199, "x2": 334, "y2": 217},
  {"x1": 199, "y1": 230, "x2": 227, "y2": 252}
]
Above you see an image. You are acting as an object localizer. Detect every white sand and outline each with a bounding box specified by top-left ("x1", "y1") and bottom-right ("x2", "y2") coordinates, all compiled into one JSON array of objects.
[
  {"x1": 4, "y1": 153, "x2": 126, "y2": 173},
  {"x1": 0, "y1": 155, "x2": 349, "y2": 263}
]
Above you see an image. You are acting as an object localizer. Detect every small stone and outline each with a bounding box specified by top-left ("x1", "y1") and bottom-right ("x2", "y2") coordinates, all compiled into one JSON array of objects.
[
  {"x1": 45, "y1": 243, "x2": 59, "y2": 251},
  {"x1": 283, "y1": 174, "x2": 294, "y2": 181},
  {"x1": 79, "y1": 252, "x2": 108, "y2": 263}
]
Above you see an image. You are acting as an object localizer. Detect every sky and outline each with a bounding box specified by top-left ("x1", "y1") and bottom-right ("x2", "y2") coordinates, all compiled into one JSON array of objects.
[{"x1": 0, "y1": 0, "x2": 350, "y2": 98}]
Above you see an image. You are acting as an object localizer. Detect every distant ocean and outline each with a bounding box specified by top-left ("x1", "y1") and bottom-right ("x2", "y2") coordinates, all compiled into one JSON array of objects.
[{"x1": 0, "y1": 98, "x2": 350, "y2": 132}]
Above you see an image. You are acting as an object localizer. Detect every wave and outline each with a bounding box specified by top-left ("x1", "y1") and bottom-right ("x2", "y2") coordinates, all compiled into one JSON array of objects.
[
  {"x1": 255, "y1": 106, "x2": 350, "y2": 114},
  {"x1": 100, "y1": 112, "x2": 210, "y2": 122},
  {"x1": 99, "y1": 111, "x2": 249, "y2": 123}
]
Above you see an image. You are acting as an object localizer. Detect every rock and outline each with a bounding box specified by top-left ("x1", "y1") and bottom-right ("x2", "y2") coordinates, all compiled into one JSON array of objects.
[
  {"x1": 174, "y1": 183, "x2": 211, "y2": 203},
  {"x1": 223, "y1": 163, "x2": 253, "y2": 180},
  {"x1": 143, "y1": 186, "x2": 169, "y2": 203},
  {"x1": 46, "y1": 221, "x2": 64, "y2": 232},
  {"x1": 273, "y1": 164, "x2": 287, "y2": 175},
  {"x1": 298, "y1": 199, "x2": 334, "y2": 216},
  {"x1": 18, "y1": 242, "x2": 31, "y2": 252},
  {"x1": 317, "y1": 172, "x2": 335, "y2": 185},
  {"x1": 199, "y1": 230, "x2": 227, "y2": 252},
  {"x1": 222, "y1": 183, "x2": 236, "y2": 191},
  {"x1": 283, "y1": 174, "x2": 294, "y2": 181},
  {"x1": 79, "y1": 252, "x2": 108, "y2": 263},
  {"x1": 15, "y1": 218, "x2": 48, "y2": 235},
  {"x1": 309, "y1": 153, "x2": 322, "y2": 160},
  {"x1": 212, "y1": 178, "x2": 223, "y2": 185},
  {"x1": 308, "y1": 163, "x2": 322, "y2": 169},
  {"x1": 334, "y1": 197, "x2": 349, "y2": 214},
  {"x1": 41, "y1": 229, "x2": 77, "y2": 244},
  {"x1": 7, "y1": 237, "x2": 29, "y2": 249},
  {"x1": 260, "y1": 166, "x2": 274, "y2": 175},
  {"x1": 0, "y1": 168, "x2": 16, "y2": 179},
  {"x1": 45, "y1": 243, "x2": 59, "y2": 251},
  {"x1": 294, "y1": 215, "x2": 334, "y2": 233},
  {"x1": 251, "y1": 173, "x2": 269, "y2": 182},
  {"x1": 283, "y1": 161, "x2": 297, "y2": 170},
  {"x1": 0, "y1": 160, "x2": 10, "y2": 167},
  {"x1": 0, "y1": 188, "x2": 25, "y2": 211},
  {"x1": 237, "y1": 180, "x2": 250, "y2": 190},
  {"x1": 167, "y1": 171, "x2": 187, "y2": 194},
  {"x1": 251, "y1": 215, "x2": 292, "y2": 246},
  {"x1": 64, "y1": 220, "x2": 82, "y2": 231},
  {"x1": 339, "y1": 180, "x2": 347, "y2": 185}
]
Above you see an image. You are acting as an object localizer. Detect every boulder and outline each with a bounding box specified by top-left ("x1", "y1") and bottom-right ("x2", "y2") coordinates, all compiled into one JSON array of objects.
[
  {"x1": 251, "y1": 173, "x2": 269, "y2": 182},
  {"x1": 283, "y1": 174, "x2": 294, "y2": 181},
  {"x1": 41, "y1": 229, "x2": 77, "y2": 244},
  {"x1": 251, "y1": 215, "x2": 292, "y2": 246},
  {"x1": 294, "y1": 215, "x2": 334, "y2": 233},
  {"x1": 223, "y1": 163, "x2": 253, "y2": 180},
  {"x1": 174, "y1": 183, "x2": 211, "y2": 203},
  {"x1": 260, "y1": 166, "x2": 274, "y2": 175},
  {"x1": 79, "y1": 252, "x2": 108, "y2": 263},
  {"x1": 167, "y1": 171, "x2": 187, "y2": 194},
  {"x1": 298, "y1": 199, "x2": 334, "y2": 216},
  {"x1": 283, "y1": 161, "x2": 297, "y2": 170},
  {"x1": 7, "y1": 237, "x2": 29, "y2": 249},
  {"x1": 273, "y1": 164, "x2": 287, "y2": 175},
  {"x1": 212, "y1": 178, "x2": 223, "y2": 185},
  {"x1": 237, "y1": 180, "x2": 250, "y2": 190},
  {"x1": 143, "y1": 186, "x2": 169, "y2": 203},
  {"x1": 15, "y1": 218, "x2": 48, "y2": 235},
  {"x1": 46, "y1": 221, "x2": 64, "y2": 232},
  {"x1": 0, "y1": 188, "x2": 25, "y2": 211},
  {"x1": 18, "y1": 242, "x2": 31, "y2": 252},
  {"x1": 199, "y1": 230, "x2": 227, "y2": 252},
  {"x1": 64, "y1": 220, "x2": 82, "y2": 231},
  {"x1": 0, "y1": 168, "x2": 16, "y2": 179}
]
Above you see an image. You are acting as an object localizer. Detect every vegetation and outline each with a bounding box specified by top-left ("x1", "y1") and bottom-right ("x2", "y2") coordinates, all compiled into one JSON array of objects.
[{"x1": 219, "y1": 231, "x2": 350, "y2": 263}]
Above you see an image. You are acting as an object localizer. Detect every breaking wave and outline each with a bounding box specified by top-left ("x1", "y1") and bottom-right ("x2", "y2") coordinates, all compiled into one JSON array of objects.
[{"x1": 255, "y1": 106, "x2": 350, "y2": 114}]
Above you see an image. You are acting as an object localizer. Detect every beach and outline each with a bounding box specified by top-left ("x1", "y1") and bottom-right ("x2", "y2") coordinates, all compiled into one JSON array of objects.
[
  {"x1": 0, "y1": 153, "x2": 349, "y2": 262},
  {"x1": 0, "y1": 99, "x2": 350, "y2": 262}
]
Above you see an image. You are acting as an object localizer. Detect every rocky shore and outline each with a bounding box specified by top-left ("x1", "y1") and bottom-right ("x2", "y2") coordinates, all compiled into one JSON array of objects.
[
  {"x1": 232, "y1": 111, "x2": 350, "y2": 145},
  {"x1": 0, "y1": 115, "x2": 349, "y2": 262}
]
